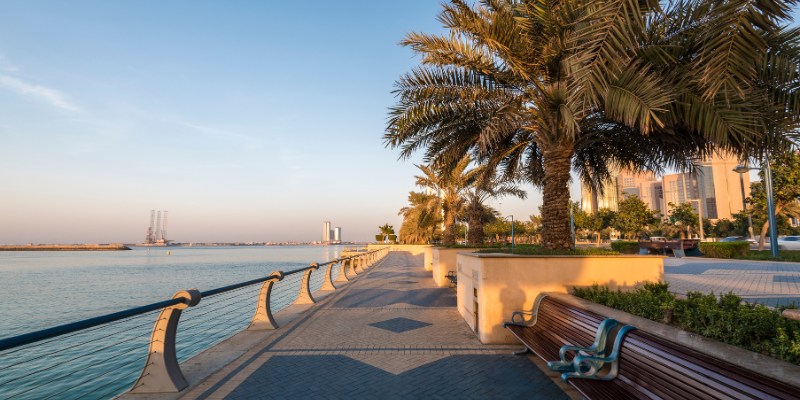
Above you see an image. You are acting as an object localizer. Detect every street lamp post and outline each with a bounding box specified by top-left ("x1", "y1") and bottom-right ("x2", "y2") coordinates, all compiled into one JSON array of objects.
[
  {"x1": 732, "y1": 166, "x2": 755, "y2": 241},
  {"x1": 734, "y1": 160, "x2": 779, "y2": 258},
  {"x1": 505, "y1": 215, "x2": 515, "y2": 250}
]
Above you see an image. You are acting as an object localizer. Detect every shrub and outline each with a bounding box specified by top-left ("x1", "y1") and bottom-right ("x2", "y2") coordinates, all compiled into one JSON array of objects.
[
  {"x1": 610, "y1": 241, "x2": 639, "y2": 254},
  {"x1": 477, "y1": 246, "x2": 619, "y2": 256},
  {"x1": 572, "y1": 283, "x2": 800, "y2": 365},
  {"x1": 699, "y1": 242, "x2": 749, "y2": 258},
  {"x1": 375, "y1": 234, "x2": 384, "y2": 242}
]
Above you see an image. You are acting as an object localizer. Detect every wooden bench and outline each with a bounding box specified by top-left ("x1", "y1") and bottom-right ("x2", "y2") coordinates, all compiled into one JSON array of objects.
[
  {"x1": 504, "y1": 294, "x2": 800, "y2": 399},
  {"x1": 445, "y1": 271, "x2": 457, "y2": 288}
]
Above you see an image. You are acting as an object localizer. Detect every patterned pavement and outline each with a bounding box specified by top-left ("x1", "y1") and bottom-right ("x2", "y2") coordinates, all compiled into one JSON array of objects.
[
  {"x1": 665, "y1": 258, "x2": 800, "y2": 307},
  {"x1": 180, "y1": 251, "x2": 571, "y2": 400}
]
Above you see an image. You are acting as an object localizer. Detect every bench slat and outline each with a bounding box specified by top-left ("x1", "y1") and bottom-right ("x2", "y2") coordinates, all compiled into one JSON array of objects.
[{"x1": 504, "y1": 295, "x2": 800, "y2": 400}]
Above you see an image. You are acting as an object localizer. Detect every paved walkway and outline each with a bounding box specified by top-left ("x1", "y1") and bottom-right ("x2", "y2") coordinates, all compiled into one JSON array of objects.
[
  {"x1": 665, "y1": 258, "x2": 800, "y2": 307},
  {"x1": 180, "y1": 251, "x2": 571, "y2": 400}
]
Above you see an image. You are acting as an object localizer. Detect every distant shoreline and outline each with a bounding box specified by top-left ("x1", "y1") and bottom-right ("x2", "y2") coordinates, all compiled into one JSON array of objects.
[{"x1": 0, "y1": 244, "x2": 131, "y2": 251}]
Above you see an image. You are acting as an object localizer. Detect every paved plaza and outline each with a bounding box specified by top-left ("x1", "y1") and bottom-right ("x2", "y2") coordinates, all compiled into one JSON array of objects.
[
  {"x1": 180, "y1": 252, "x2": 572, "y2": 400},
  {"x1": 665, "y1": 258, "x2": 800, "y2": 307}
]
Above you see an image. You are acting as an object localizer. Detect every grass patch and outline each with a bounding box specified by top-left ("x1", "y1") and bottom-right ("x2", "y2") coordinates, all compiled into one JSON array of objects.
[{"x1": 573, "y1": 283, "x2": 800, "y2": 366}]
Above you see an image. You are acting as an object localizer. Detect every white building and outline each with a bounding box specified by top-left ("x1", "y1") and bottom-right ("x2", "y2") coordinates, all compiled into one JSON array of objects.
[
  {"x1": 334, "y1": 227, "x2": 341, "y2": 242},
  {"x1": 322, "y1": 221, "x2": 331, "y2": 242}
]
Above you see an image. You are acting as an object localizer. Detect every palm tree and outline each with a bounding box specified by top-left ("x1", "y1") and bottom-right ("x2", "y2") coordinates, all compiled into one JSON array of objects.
[
  {"x1": 414, "y1": 159, "x2": 474, "y2": 245},
  {"x1": 385, "y1": 0, "x2": 799, "y2": 249},
  {"x1": 464, "y1": 175, "x2": 525, "y2": 245},
  {"x1": 398, "y1": 191, "x2": 442, "y2": 244}
]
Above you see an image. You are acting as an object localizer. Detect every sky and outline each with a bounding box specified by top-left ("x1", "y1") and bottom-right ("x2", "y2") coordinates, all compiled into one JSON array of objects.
[{"x1": 0, "y1": 2, "x2": 797, "y2": 244}]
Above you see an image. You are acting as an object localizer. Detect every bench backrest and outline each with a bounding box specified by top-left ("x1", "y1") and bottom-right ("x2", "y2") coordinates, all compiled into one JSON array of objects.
[
  {"x1": 527, "y1": 296, "x2": 607, "y2": 360},
  {"x1": 614, "y1": 330, "x2": 800, "y2": 399}
]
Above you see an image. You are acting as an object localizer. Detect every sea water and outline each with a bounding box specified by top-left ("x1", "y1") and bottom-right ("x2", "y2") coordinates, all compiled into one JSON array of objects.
[{"x1": 0, "y1": 245, "x2": 347, "y2": 399}]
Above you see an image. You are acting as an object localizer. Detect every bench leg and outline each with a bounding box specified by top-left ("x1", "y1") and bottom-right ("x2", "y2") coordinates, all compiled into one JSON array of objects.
[{"x1": 512, "y1": 347, "x2": 531, "y2": 356}]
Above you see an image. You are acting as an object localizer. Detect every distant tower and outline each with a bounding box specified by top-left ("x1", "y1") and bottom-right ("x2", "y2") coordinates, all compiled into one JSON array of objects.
[
  {"x1": 161, "y1": 211, "x2": 169, "y2": 242},
  {"x1": 154, "y1": 211, "x2": 162, "y2": 243},
  {"x1": 334, "y1": 227, "x2": 341, "y2": 242},
  {"x1": 145, "y1": 210, "x2": 155, "y2": 244},
  {"x1": 323, "y1": 221, "x2": 331, "y2": 242}
]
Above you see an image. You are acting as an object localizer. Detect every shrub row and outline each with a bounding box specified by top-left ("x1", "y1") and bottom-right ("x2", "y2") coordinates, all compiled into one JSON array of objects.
[
  {"x1": 610, "y1": 241, "x2": 639, "y2": 254},
  {"x1": 476, "y1": 245, "x2": 619, "y2": 256},
  {"x1": 572, "y1": 283, "x2": 800, "y2": 365},
  {"x1": 698, "y1": 242, "x2": 750, "y2": 258}
]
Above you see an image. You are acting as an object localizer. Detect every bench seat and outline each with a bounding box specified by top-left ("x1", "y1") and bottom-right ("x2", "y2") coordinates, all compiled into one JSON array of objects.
[{"x1": 505, "y1": 295, "x2": 800, "y2": 400}]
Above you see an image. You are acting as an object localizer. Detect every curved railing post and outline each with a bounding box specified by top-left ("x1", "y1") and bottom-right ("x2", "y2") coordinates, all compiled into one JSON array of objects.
[
  {"x1": 131, "y1": 289, "x2": 201, "y2": 393},
  {"x1": 295, "y1": 264, "x2": 319, "y2": 304},
  {"x1": 320, "y1": 260, "x2": 337, "y2": 291},
  {"x1": 248, "y1": 271, "x2": 284, "y2": 330},
  {"x1": 336, "y1": 258, "x2": 351, "y2": 283},
  {"x1": 355, "y1": 256, "x2": 365, "y2": 274}
]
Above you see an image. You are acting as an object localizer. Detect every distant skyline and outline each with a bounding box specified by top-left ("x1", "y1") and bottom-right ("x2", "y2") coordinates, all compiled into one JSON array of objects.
[{"x1": 1, "y1": 2, "x2": 797, "y2": 244}]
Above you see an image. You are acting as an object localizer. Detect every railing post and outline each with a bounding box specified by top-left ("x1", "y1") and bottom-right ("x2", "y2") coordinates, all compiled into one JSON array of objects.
[
  {"x1": 336, "y1": 258, "x2": 351, "y2": 283},
  {"x1": 295, "y1": 264, "x2": 319, "y2": 304},
  {"x1": 248, "y1": 271, "x2": 284, "y2": 330},
  {"x1": 131, "y1": 289, "x2": 201, "y2": 393},
  {"x1": 320, "y1": 260, "x2": 337, "y2": 291},
  {"x1": 353, "y1": 256, "x2": 363, "y2": 274}
]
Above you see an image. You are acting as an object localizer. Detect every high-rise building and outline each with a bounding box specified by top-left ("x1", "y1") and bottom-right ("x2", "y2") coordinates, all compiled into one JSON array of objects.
[
  {"x1": 334, "y1": 227, "x2": 341, "y2": 242},
  {"x1": 322, "y1": 221, "x2": 331, "y2": 242},
  {"x1": 662, "y1": 153, "x2": 750, "y2": 220},
  {"x1": 581, "y1": 153, "x2": 750, "y2": 221}
]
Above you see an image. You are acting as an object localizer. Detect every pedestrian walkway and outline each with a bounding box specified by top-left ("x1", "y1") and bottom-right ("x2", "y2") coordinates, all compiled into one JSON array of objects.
[
  {"x1": 180, "y1": 251, "x2": 571, "y2": 400},
  {"x1": 665, "y1": 258, "x2": 800, "y2": 307}
]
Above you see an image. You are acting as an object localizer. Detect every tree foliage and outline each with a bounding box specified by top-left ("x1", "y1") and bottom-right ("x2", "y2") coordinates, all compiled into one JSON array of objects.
[
  {"x1": 385, "y1": 0, "x2": 800, "y2": 250},
  {"x1": 614, "y1": 195, "x2": 657, "y2": 239}
]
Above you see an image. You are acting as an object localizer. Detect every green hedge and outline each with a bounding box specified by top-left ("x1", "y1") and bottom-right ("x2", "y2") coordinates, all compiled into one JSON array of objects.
[
  {"x1": 610, "y1": 241, "x2": 639, "y2": 254},
  {"x1": 573, "y1": 283, "x2": 800, "y2": 365},
  {"x1": 699, "y1": 242, "x2": 749, "y2": 258}
]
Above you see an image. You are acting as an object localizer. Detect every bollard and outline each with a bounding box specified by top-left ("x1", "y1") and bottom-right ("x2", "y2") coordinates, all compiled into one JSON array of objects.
[
  {"x1": 295, "y1": 264, "x2": 319, "y2": 305},
  {"x1": 320, "y1": 260, "x2": 337, "y2": 291},
  {"x1": 131, "y1": 289, "x2": 201, "y2": 393},
  {"x1": 248, "y1": 271, "x2": 284, "y2": 330},
  {"x1": 355, "y1": 256, "x2": 365, "y2": 274}
]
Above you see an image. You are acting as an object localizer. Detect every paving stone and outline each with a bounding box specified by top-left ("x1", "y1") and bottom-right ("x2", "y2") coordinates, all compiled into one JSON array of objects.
[{"x1": 180, "y1": 251, "x2": 570, "y2": 400}]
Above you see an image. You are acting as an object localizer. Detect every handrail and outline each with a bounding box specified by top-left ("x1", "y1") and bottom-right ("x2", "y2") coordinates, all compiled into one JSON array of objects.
[{"x1": 0, "y1": 246, "x2": 390, "y2": 397}]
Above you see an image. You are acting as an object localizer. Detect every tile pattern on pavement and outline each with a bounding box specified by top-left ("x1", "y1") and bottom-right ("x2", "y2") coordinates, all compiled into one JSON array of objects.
[
  {"x1": 182, "y1": 251, "x2": 569, "y2": 400},
  {"x1": 665, "y1": 258, "x2": 800, "y2": 307}
]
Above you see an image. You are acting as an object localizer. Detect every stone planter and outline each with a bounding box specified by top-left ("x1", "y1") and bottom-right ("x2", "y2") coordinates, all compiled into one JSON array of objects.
[
  {"x1": 431, "y1": 247, "x2": 479, "y2": 287},
  {"x1": 456, "y1": 252, "x2": 664, "y2": 344}
]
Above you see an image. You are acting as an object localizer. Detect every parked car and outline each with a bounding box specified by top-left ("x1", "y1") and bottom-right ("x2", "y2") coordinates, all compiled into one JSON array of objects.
[
  {"x1": 777, "y1": 236, "x2": 800, "y2": 250},
  {"x1": 720, "y1": 236, "x2": 756, "y2": 244}
]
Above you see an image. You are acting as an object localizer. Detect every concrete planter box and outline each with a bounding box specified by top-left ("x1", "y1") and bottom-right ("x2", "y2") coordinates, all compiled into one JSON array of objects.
[
  {"x1": 431, "y1": 247, "x2": 479, "y2": 287},
  {"x1": 456, "y1": 252, "x2": 664, "y2": 344},
  {"x1": 367, "y1": 244, "x2": 430, "y2": 256},
  {"x1": 423, "y1": 247, "x2": 434, "y2": 271}
]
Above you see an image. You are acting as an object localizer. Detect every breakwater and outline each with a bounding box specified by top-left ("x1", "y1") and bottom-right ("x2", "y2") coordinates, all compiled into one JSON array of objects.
[{"x1": 0, "y1": 244, "x2": 131, "y2": 251}]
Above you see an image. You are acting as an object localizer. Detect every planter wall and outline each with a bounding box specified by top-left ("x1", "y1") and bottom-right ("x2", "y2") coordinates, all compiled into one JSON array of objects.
[
  {"x1": 423, "y1": 247, "x2": 434, "y2": 271},
  {"x1": 456, "y1": 253, "x2": 664, "y2": 344},
  {"x1": 367, "y1": 244, "x2": 430, "y2": 256},
  {"x1": 431, "y1": 248, "x2": 479, "y2": 287}
]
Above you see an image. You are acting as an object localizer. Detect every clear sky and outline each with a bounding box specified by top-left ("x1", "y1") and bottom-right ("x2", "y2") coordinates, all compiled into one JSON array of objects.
[{"x1": 0, "y1": 2, "x2": 797, "y2": 244}]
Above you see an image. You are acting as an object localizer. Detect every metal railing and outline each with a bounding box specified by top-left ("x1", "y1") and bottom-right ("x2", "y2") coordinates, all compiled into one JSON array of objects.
[{"x1": 0, "y1": 247, "x2": 389, "y2": 399}]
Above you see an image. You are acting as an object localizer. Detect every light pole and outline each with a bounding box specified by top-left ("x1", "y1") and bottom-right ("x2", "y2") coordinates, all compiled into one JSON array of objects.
[
  {"x1": 732, "y1": 165, "x2": 755, "y2": 241},
  {"x1": 734, "y1": 160, "x2": 779, "y2": 258},
  {"x1": 505, "y1": 215, "x2": 515, "y2": 250}
]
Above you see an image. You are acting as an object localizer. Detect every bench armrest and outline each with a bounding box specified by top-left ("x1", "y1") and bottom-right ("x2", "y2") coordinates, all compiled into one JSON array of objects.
[
  {"x1": 508, "y1": 310, "x2": 537, "y2": 326},
  {"x1": 561, "y1": 325, "x2": 636, "y2": 382}
]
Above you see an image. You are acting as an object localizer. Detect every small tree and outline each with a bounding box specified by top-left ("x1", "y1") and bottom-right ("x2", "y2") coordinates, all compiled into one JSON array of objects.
[
  {"x1": 669, "y1": 202, "x2": 699, "y2": 239},
  {"x1": 377, "y1": 224, "x2": 395, "y2": 243},
  {"x1": 747, "y1": 151, "x2": 800, "y2": 249},
  {"x1": 614, "y1": 195, "x2": 657, "y2": 239}
]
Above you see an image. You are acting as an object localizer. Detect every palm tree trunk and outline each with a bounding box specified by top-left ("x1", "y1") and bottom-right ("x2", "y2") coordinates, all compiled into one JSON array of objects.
[
  {"x1": 541, "y1": 145, "x2": 574, "y2": 250},
  {"x1": 467, "y1": 200, "x2": 484, "y2": 245},
  {"x1": 442, "y1": 206, "x2": 456, "y2": 245}
]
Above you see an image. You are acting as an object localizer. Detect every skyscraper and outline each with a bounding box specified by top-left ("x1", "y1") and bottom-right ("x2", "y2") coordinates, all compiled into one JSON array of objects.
[
  {"x1": 334, "y1": 227, "x2": 341, "y2": 242},
  {"x1": 322, "y1": 221, "x2": 331, "y2": 242}
]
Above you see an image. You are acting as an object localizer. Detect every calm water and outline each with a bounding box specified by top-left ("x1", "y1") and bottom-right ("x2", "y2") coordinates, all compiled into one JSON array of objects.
[{"x1": 0, "y1": 245, "x2": 347, "y2": 399}]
